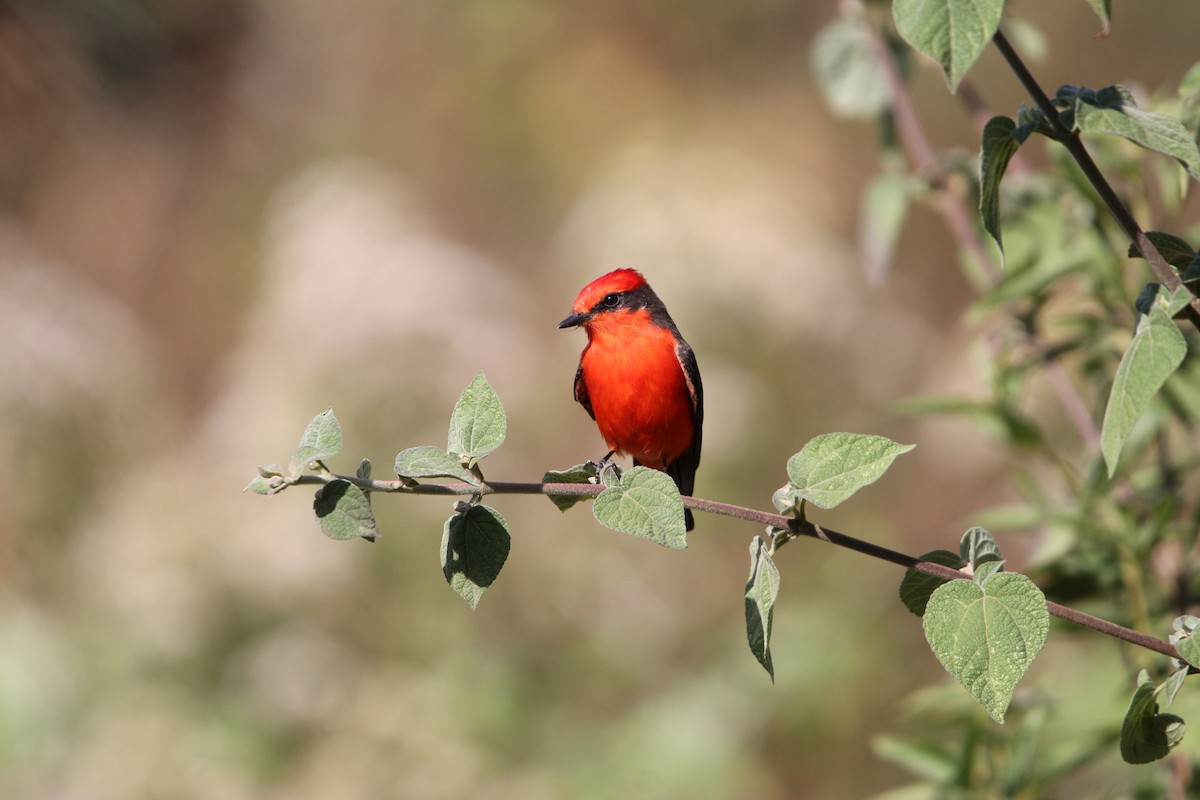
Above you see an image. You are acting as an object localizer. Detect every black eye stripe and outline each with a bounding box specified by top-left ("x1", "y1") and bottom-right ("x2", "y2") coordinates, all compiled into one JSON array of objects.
[{"x1": 601, "y1": 292, "x2": 621, "y2": 308}]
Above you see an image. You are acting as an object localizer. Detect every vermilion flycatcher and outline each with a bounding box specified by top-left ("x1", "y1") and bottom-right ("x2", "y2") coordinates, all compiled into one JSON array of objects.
[{"x1": 559, "y1": 268, "x2": 703, "y2": 530}]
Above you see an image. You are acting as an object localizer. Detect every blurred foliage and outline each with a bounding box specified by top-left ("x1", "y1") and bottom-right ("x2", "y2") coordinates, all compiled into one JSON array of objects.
[{"x1": 3, "y1": 0, "x2": 1200, "y2": 798}]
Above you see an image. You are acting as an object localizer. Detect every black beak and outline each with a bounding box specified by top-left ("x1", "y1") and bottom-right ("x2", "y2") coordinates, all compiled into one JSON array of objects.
[{"x1": 558, "y1": 311, "x2": 590, "y2": 329}]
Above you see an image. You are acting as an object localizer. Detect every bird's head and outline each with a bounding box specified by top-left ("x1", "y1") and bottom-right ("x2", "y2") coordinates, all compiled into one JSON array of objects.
[{"x1": 558, "y1": 268, "x2": 650, "y2": 331}]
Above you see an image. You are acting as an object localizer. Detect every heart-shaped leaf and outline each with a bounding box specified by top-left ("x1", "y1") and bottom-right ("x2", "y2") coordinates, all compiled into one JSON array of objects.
[
  {"x1": 592, "y1": 466, "x2": 687, "y2": 549},
  {"x1": 1121, "y1": 670, "x2": 1186, "y2": 764},
  {"x1": 447, "y1": 371, "x2": 507, "y2": 464},
  {"x1": 923, "y1": 572, "x2": 1049, "y2": 722}
]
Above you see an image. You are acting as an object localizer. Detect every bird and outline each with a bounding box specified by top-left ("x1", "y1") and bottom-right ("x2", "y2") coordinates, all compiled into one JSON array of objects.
[{"x1": 558, "y1": 268, "x2": 703, "y2": 530}]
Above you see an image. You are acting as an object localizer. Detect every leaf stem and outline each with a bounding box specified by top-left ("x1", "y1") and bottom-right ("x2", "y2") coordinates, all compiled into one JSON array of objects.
[{"x1": 288, "y1": 471, "x2": 1184, "y2": 662}]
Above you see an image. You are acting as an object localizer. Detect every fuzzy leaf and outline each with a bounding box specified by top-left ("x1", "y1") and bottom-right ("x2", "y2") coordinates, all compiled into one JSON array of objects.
[
  {"x1": 441, "y1": 504, "x2": 511, "y2": 609},
  {"x1": 893, "y1": 0, "x2": 1003, "y2": 90},
  {"x1": 860, "y1": 172, "x2": 911, "y2": 284},
  {"x1": 289, "y1": 408, "x2": 342, "y2": 474},
  {"x1": 960, "y1": 526, "x2": 1002, "y2": 568},
  {"x1": 745, "y1": 536, "x2": 781, "y2": 681},
  {"x1": 1121, "y1": 671, "x2": 1186, "y2": 764},
  {"x1": 786, "y1": 433, "x2": 915, "y2": 509},
  {"x1": 313, "y1": 479, "x2": 378, "y2": 542},
  {"x1": 447, "y1": 371, "x2": 507, "y2": 464},
  {"x1": 1101, "y1": 299, "x2": 1188, "y2": 476},
  {"x1": 543, "y1": 463, "x2": 600, "y2": 511},
  {"x1": 395, "y1": 445, "x2": 478, "y2": 484},
  {"x1": 593, "y1": 466, "x2": 687, "y2": 549},
  {"x1": 811, "y1": 18, "x2": 893, "y2": 118},
  {"x1": 923, "y1": 573, "x2": 1049, "y2": 723},
  {"x1": 1074, "y1": 86, "x2": 1200, "y2": 179}
]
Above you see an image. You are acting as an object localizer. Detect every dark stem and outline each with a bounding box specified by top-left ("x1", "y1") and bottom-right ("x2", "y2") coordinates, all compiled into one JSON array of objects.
[{"x1": 991, "y1": 29, "x2": 1200, "y2": 330}]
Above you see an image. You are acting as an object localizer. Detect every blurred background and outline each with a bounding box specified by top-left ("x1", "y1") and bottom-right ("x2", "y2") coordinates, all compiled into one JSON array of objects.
[{"x1": 2, "y1": 1, "x2": 1199, "y2": 797}]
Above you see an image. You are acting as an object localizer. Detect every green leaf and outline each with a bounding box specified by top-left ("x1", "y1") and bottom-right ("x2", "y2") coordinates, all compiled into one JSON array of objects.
[
  {"x1": 542, "y1": 463, "x2": 600, "y2": 511},
  {"x1": 1121, "y1": 671, "x2": 1186, "y2": 764},
  {"x1": 979, "y1": 116, "x2": 1021, "y2": 264},
  {"x1": 447, "y1": 371, "x2": 507, "y2": 464},
  {"x1": 1101, "y1": 299, "x2": 1188, "y2": 477},
  {"x1": 289, "y1": 408, "x2": 342, "y2": 474},
  {"x1": 243, "y1": 474, "x2": 274, "y2": 495},
  {"x1": 356, "y1": 458, "x2": 372, "y2": 480},
  {"x1": 745, "y1": 536, "x2": 781, "y2": 681},
  {"x1": 972, "y1": 559, "x2": 1005, "y2": 587},
  {"x1": 1164, "y1": 666, "x2": 1189, "y2": 709},
  {"x1": 1172, "y1": 614, "x2": 1200, "y2": 669},
  {"x1": 860, "y1": 172, "x2": 911, "y2": 284},
  {"x1": 786, "y1": 433, "x2": 915, "y2": 509},
  {"x1": 923, "y1": 573, "x2": 1050, "y2": 723},
  {"x1": 811, "y1": 18, "x2": 893, "y2": 118},
  {"x1": 394, "y1": 445, "x2": 479, "y2": 484},
  {"x1": 772, "y1": 483, "x2": 803, "y2": 515},
  {"x1": 313, "y1": 479, "x2": 378, "y2": 542},
  {"x1": 899, "y1": 549, "x2": 964, "y2": 616},
  {"x1": 892, "y1": 0, "x2": 1003, "y2": 90},
  {"x1": 441, "y1": 504, "x2": 511, "y2": 610},
  {"x1": 592, "y1": 466, "x2": 687, "y2": 549},
  {"x1": 1073, "y1": 86, "x2": 1200, "y2": 179},
  {"x1": 1128, "y1": 231, "x2": 1196, "y2": 270},
  {"x1": 1084, "y1": 0, "x2": 1111, "y2": 36},
  {"x1": 960, "y1": 526, "x2": 1002, "y2": 568}
]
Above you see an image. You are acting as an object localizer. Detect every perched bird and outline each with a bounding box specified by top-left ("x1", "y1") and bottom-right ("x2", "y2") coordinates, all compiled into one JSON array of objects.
[{"x1": 559, "y1": 268, "x2": 703, "y2": 530}]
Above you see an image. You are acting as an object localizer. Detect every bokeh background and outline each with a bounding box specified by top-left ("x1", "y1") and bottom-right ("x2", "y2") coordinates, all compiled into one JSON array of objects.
[{"x1": 3, "y1": 1, "x2": 1200, "y2": 797}]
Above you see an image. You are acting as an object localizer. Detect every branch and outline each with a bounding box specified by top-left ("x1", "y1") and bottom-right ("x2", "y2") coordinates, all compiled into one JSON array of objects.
[
  {"x1": 991, "y1": 29, "x2": 1200, "y2": 331},
  {"x1": 290, "y1": 471, "x2": 1184, "y2": 663}
]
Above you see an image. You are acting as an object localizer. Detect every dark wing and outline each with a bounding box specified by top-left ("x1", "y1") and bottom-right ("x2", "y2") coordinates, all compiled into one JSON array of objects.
[
  {"x1": 665, "y1": 338, "x2": 702, "y2": 530},
  {"x1": 573, "y1": 361, "x2": 595, "y2": 420}
]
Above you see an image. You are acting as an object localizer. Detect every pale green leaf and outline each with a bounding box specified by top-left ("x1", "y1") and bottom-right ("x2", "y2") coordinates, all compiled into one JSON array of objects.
[
  {"x1": 542, "y1": 463, "x2": 600, "y2": 512},
  {"x1": 899, "y1": 549, "x2": 963, "y2": 616},
  {"x1": 394, "y1": 445, "x2": 478, "y2": 484},
  {"x1": 893, "y1": 0, "x2": 1003, "y2": 90},
  {"x1": 243, "y1": 474, "x2": 273, "y2": 495},
  {"x1": 313, "y1": 479, "x2": 378, "y2": 542},
  {"x1": 1164, "y1": 666, "x2": 1189, "y2": 709},
  {"x1": 1074, "y1": 86, "x2": 1200, "y2": 179},
  {"x1": 441, "y1": 504, "x2": 511, "y2": 610},
  {"x1": 592, "y1": 466, "x2": 687, "y2": 549},
  {"x1": 356, "y1": 458, "x2": 372, "y2": 480},
  {"x1": 447, "y1": 371, "x2": 507, "y2": 463},
  {"x1": 745, "y1": 536, "x2": 781, "y2": 681},
  {"x1": 860, "y1": 172, "x2": 911, "y2": 284},
  {"x1": 289, "y1": 408, "x2": 342, "y2": 474},
  {"x1": 1101, "y1": 300, "x2": 1188, "y2": 476},
  {"x1": 1121, "y1": 671, "x2": 1186, "y2": 764},
  {"x1": 979, "y1": 116, "x2": 1021, "y2": 264},
  {"x1": 1172, "y1": 614, "x2": 1200, "y2": 669},
  {"x1": 811, "y1": 18, "x2": 893, "y2": 118},
  {"x1": 923, "y1": 573, "x2": 1050, "y2": 723},
  {"x1": 786, "y1": 433, "x2": 915, "y2": 509}
]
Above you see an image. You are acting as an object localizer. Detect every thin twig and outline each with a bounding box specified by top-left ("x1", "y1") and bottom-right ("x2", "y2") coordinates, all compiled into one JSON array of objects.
[{"x1": 288, "y1": 472, "x2": 1184, "y2": 662}]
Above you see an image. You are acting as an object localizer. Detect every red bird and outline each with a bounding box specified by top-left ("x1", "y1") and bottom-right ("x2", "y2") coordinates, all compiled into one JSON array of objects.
[{"x1": 559, "y1": 268, "x2": 703, "y2": 530}]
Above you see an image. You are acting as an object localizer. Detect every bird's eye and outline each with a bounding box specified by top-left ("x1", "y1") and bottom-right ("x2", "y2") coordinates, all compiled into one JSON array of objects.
[{"x1": 602, "y1": 293, "x2": 620, "y2": 308}]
